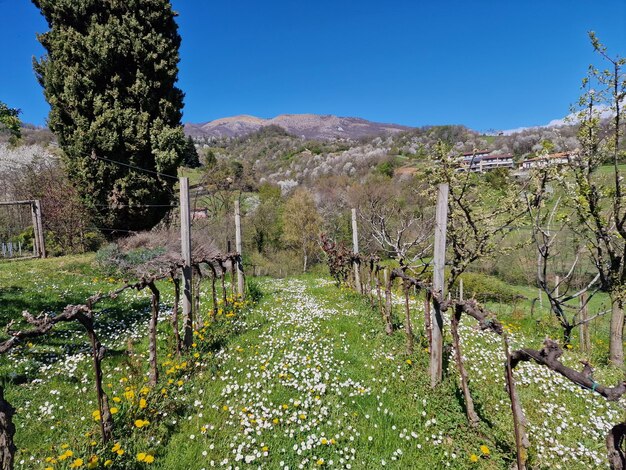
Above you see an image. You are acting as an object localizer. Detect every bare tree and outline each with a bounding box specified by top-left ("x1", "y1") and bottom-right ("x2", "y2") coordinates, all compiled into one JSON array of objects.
[
  {"x1": 565, "y1": 33, "x2": 626, "y2": 365},
  {"x1": 354, "y1": 178, "x2": 433, "y2": 269},
  {"x1": 526, "y1": 169, "x2": 606, "y2": 344}
]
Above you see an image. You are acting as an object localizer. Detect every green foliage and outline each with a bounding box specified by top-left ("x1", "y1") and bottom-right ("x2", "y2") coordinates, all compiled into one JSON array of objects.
[
  {"x1": 245, "y1": 278, "x2": 263, "y2": 303},
  {"x1": 202, "y1": 147, "x2": 217, "y2": 167},
  {"x1": 0, "y1": 101, "x2": 21, "y2": 143},
  {"x1": 376, "y1": 159, "x2": 396, "y2": 178},
  {"x1": 453, "y1": 271, "x2": 524, "y2": 303},
  {"x1": 182, "y1": 136, "x2": 201, "y2": 168},
  {"x1": 32, "y1": 0, "x2": 186, "y2": 233},
  {"x1": 483, "y1": 167, "x2": 510, "y2": 191}
]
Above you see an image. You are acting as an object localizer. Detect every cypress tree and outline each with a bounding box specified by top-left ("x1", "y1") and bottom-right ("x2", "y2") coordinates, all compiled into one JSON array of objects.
[{"x1": 33, "y1": 0, "x2": 187, "y2": 233}]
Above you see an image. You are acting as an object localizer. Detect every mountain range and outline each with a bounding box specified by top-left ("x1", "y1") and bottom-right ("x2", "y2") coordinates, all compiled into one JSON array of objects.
[{"x1": 183, "y1": 114, "x2": 413, "y2": 140}]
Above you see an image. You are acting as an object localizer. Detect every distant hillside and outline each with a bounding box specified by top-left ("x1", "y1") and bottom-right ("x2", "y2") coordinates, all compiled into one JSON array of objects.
[{"x1": 184, "y1": 114, "x2": 413, "y2": 140}]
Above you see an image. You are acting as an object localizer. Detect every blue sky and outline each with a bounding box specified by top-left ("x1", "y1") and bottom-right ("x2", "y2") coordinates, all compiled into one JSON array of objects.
[{"x1": 1, "y1": 0, "x2": 624, "y2": 132}]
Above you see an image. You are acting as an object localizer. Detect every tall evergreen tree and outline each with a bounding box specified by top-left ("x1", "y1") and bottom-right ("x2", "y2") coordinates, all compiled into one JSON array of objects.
[{"x1": 32, "y1": 0, "x2": 187, "y2": 233}]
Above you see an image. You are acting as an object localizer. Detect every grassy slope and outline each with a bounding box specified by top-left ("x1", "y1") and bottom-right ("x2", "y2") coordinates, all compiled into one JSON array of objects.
[{"x1": 0, "y1": 257, "x2": 624, "y2": 469}]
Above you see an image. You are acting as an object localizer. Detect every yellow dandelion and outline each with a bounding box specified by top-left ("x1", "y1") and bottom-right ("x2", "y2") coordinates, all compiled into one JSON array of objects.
[
  {"x1": 69, "y1": 458, "x2": 84, "y2": 468},
  {"x1": 469, "y1": 454, "x2": 479, "y2": 462},
  {"x1": 480, "y1": 445, "x2": 490, "y2": 456},
  {"x1": 139, "y1": 398, "x2": 147, "y2": 409}
]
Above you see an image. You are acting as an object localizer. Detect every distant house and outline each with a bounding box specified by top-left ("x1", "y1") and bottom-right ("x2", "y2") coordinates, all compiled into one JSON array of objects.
[
  {"x1": 459, "y1": 152, "x2": 514, "y2": 172},
  {"x1": 192, "y1": 208, "x2": 208, "y2": 220},
  {"x1": 458, "y1": 150, "x2": 492, "y2": 172},
  {"x1": 521, "y1": 151, "x2": 576, "y2": 170},
  {"x1": 478, "y1": 153, "x2": 515, "y2": 172}
]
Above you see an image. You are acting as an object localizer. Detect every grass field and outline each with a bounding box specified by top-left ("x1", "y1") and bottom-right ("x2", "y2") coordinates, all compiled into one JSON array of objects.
[{"x1": 0, "y1": 256, "x2": 624, "y2": 469}]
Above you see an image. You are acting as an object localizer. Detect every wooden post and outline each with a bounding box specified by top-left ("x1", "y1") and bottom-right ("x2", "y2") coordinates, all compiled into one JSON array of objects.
[
  {"x1": 235, "y1": 200, "x2": 245, "y2": 298},
  {"x1": 352, "y1": 208, "x2": 361, "y2": 294},
  {"x1": 431, "y1": 183, "x2": 449, "y2": 388},
  {"x1": 33, "y1": 200, "x2": 45, "y2": 258},
  {"x1": 383, "y1": 268, "x2": 393, "y2": 335},
  {"x1": 503, "y1": 335, "x2": 529, "y2": 469},
  {"x1": 30, "y1": 202, "x2": 40, "y2": 257},
  {"x1": 580, "y1": 292, "x2": 591, "y2": 354},
  {"x1": 180, "y1": 177, "x2": 193, "y2": 348},
  {"x1": 555, "y1": 275, "x2": 560, "y2": 299},
  {"x1": 451, "y1": 305, "x2": 479, "y2": 427}
]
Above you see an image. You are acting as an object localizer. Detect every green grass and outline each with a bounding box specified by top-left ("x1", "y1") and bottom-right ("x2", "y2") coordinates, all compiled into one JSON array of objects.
[{"x1": 0, "y1": 257, "x2": 623, "y2": 469}]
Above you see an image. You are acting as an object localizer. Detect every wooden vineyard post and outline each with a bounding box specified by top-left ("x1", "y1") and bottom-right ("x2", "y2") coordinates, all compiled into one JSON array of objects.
[
  {"x1": 431, "y1": 183, "x2": 448, "y2": 388},
  {"x1": 29, "y1": 200, "x2": 46, "y2": 258},
  {"x1": 503, "y1": 335, "x2": 528, "y2": 469},
  {"x1": 180, "y1": 177, "x2": 193, "y2": 348},
  {"x1": 352, "y1": 208, "x2": 362, "y2": 294},
  {"x1": 383, "y1": 268, "x2": 393, "y2": 335},
  {"x1": 580, "y1": 292, "x2": 591, "y2": 354},
  {"x1": 235, "y1": 200, "x2": 245, "y2": 298},
  {"x1": 147, "y1": 282, "x2": 160, "y2": 386},
  {"x1": 451, "y1": 305, "x2": 479, "y2": 427}
]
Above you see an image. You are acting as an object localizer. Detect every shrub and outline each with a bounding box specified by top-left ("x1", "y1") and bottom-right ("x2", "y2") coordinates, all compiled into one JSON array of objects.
[{"x1": 451, "y1": 272, "x2": 524, "y2": 303}]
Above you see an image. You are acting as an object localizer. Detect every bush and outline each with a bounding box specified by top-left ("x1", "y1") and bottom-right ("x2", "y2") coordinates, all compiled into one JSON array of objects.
[
  {"x1": 451, "y1": 272, "x2": 524, "y2": 303},
  {"x1": 246, "y1": 279, "x2": 263, "y2": 303},
  {"x1": 95, "y1": 243, "x2": 166, "y2": 276}
]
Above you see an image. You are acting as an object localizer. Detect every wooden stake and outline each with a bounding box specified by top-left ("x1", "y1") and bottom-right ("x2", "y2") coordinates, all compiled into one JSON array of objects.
[
  {"x1": 180, "y1": 177, "x2": 193, "y2": 348},
  {"x1": 404, "y1": 282, "x2": 414, "y2": 355},
  {"x1": 171, "y1": 275, "x2": 181, "y2": 356},
  {"x1": 235, "y1": 200, "x2": 245, "y2": 298},
  {"x1": 503, "y1": 335, "x2": 528, "y2": 469},
  {"x1": 147, "y1": 282, "x2": 160, "y2": 386},
  {"x1": 431, "y1": 183, "x2": 449, "y2": 388},
  {"x1": 580, "y1": 292, "x2": 591, "y2": 354},
  {"x1": 352, "y1": 208, "x2": 361, "y2": 294},
  {"x1": 383, "y1": 268, "x2": 393, "y2": 335},
  {"x1": 451, "y1": 305, "x2": 479, "y2": 427},
  {"x1": 33, "y1": 200, "x2": 45, "y2": 258}
]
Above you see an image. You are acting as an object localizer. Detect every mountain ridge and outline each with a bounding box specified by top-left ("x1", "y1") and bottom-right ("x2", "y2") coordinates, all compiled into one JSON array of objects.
[{"x1": 184, "y1": 113, "x2": 414, "y2": 140}]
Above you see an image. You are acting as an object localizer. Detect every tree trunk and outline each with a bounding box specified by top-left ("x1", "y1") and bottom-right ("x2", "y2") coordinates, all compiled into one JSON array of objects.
[
  {"x1": 607, "y1": 422, "x2": 626, "y2": 470},
  {"x1": 404, "y1": 283, "x2": 414, "y2": 355},
  {"x1": 424, "y1": 291, "x2": 432, "y2": 350},
  {"x1": 81, "y1": 318, "x2": 113, "y2": 444},
  {"x1": 609, "y1": 296, "x2": 624, "y2": 367},
  {"x1": 0, "y1": 386, "x2": 16, "y2": 470},
  {"x1": 147, "y1": 282, "x2": 160, "y2": 386},
  {"x1": 451, "y1": 305, "x2": 479, "y2": 427},
  {"x1": 503, "y1": 335, "x2": 529, "y2": 469},
  {"x1": 303, "y1": 253, "x2": 308, "y2": 273},
  {"x1": 383, "y1": 269, "x2": 393, "y2": 335},
  {"x1": 209, "y1": 264, "x2": 218, "y2": 321},
  {"x1": 171, "y1": 276, "x2": 181, "y2": 356},
  {"x1": 193, "y1": 267, "x2": 203, "y2": 330}
]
